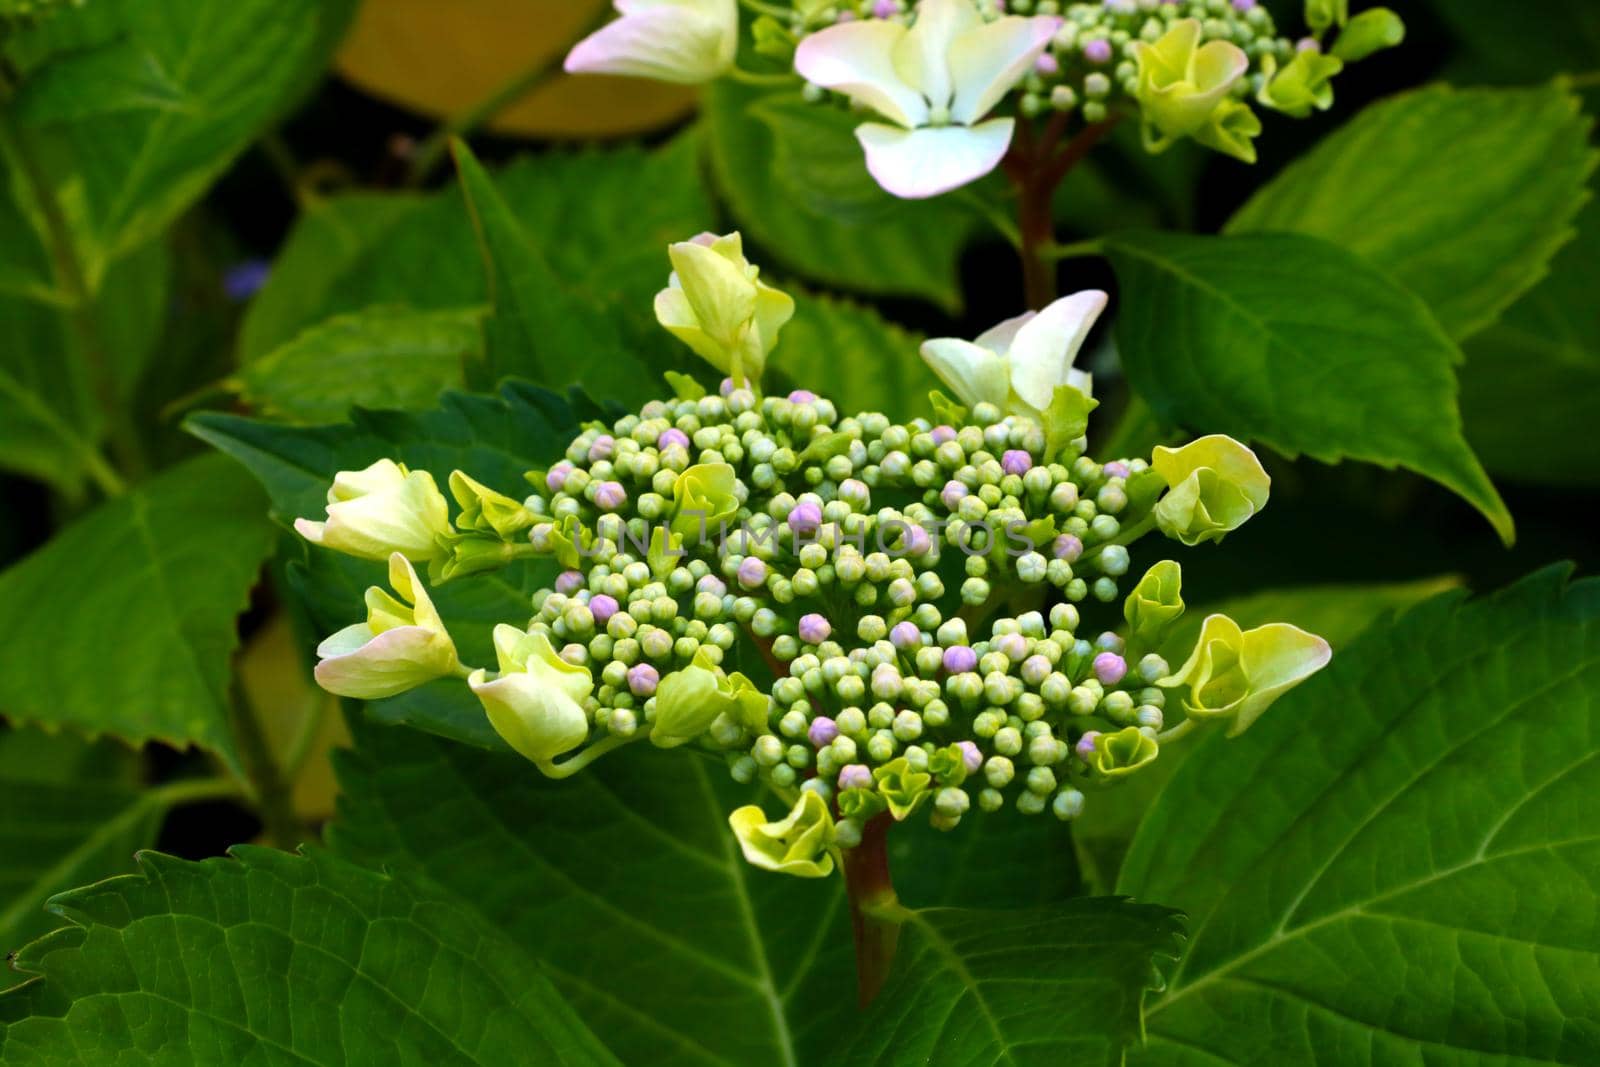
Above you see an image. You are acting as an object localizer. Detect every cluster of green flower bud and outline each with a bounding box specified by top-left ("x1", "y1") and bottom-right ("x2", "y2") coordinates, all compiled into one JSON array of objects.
[{"x1": 293, "y1": 234, "x2": 1334, "y2": 881}]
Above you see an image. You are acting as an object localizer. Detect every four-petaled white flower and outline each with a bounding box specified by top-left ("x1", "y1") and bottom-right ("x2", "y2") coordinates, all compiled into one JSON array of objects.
[
  {"x1": 313, "y1": 553, "x2": 460, "y2": 700},
  {"x1": 920, "y1": 289, "x2": 1106, "y2": 416},
  {"x1": 794, "y1": 0, "x2": 1061, "y2": 199},
  {"x1": 564, "y1": 0, "x2": 738, "y2": 85}
]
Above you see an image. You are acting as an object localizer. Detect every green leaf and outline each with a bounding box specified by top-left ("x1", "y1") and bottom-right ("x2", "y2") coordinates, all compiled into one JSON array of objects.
[
  {"x1": 766, "y1": 292, "x2": 937, "y2": 422},
  {"x1": 1103, "y1": 229, "x2": 1514, "y2": 544},
  {"x1": 11, "y1": 37, "x2": 189, "y2": 123},
  {"x1": 1073, "y1": 575, "x2": 1467, "y2": 895},
  {"x1": 703, "y1": 81, "x2": 978, "y2": 314},
  {"x1": 748, "y1": 93, "x2": 902, "y2": 222},
  {"x1": 452, "y1": 141, "x2": 654, "y2": 403},
  {"x1": 0, "y1": 846, "x2": 619, "y2": 1065},
  {"x1": 0, "y1": 454, "x2": 272, "y2": 765},
  {"x1": 1119, "y1": 567, "x2": 1600, "y2": 1066},
  {"x1": 239, "y1": 139, "x2": 713, "y2": 368},
  {"x1": 188, "y1": 382, "x2": 595, "y2": 748},
  {"x1": 1423, "y1": 0, "x2": 1600, "y2": 109},
  {"x1": 1459, "y1": 191, "x2": 1600, "y2": 488},
  {"x1": 839, "y1": 900, "x2": 1185, "y2": 1067},
  {"x1": 4, "y1": 0, "x2": 353, "y2": 282},
  {"x1": 0, "y1": 727, "x2": 150, "y2": 980},
  {"x1": 1228, "y1": 85, "x2": 1596, "y2": 341},
  {"x1": 234, "y1": 305, "x2": 482, "y2": 423},
  {"x1": 331, "y1": 721, "x2": 857, "y2": 1067}
]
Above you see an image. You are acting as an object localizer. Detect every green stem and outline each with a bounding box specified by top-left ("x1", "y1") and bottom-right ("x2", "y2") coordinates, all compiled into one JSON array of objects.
[
  {"x1": 1041, "y1": 237, "x2": 1105, "y2": 261},
  {"x1": 228, "y1": 680, "x2": 307, "y2": 849},
  {"x1": 957, "y1": 187, "x2": 1023, "y2": 250},
  {"x1": 842, "y1": 813, "x2": 903, "y2": 1007},
  {"x1": 724, "y1": 66, "x2": 799, "y2": 87},
  {"x1": 149, "y1": 775, "x2": 249, "y2": 809},
  {"x1": 0, "y1": 63, "x2": 145, "y2": 485},
  {"x1": 1156, "y1": 718, "x2": 1197, "y2": 745},
  {"x1": 537, "y1": 728, "x2": 649, "y2": 779},
  {"x1": 1081, "y1": 514, "x2": 1157, "y2": 561},
  {"x1": 405, "y1": 21, "x2": 593, "y2": 188}
]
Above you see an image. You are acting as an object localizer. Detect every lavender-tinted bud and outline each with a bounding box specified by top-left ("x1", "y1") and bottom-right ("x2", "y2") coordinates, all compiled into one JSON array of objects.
[
  {"x1": 1103, "y1": 460, "x2": 1131, "y2": 478},
  {"x1": 890, "y1": 620, "x2": 922, "y2": 650},
  {"x1": 556, "y1": 570, "x2": 585, "y2": 596},
  {"x1": 941, "y1": 480, "x2": 969, "y2": 510},
  {"x1": 838, "y1": 763, "x2": 873, "y2": 790},
  {"x1": 1093, "y1": 652, "x2": 1128, "y2": 686},
  {"x1": 931, "y1": 425, "x2": 957, "y2": 445},
  {"x1": 1084, "y1": 37, "x2": 1112, "y2": 63},
  {"x1": 627, "y1": 663, "x2": 660, "y2": 697},
  {"x1": 657, "y1": 427, "x2": 690, "y2": 451},
  {"x1": 595, "y1": 481, "x2": 627, "y2": 511},
  {"x1": 871, "y1": 0, "x2": 897, "y2": 17},
  {"x1": 1035, "y1": 52, "x2": 1059, "y2": 75},
  {"x1": 788, "y1": 389, "x2": 817, "y2": 403},
  {"x1": 1053, "y1": 534, "x2": 1083, "y2": 561},
  {"x1": 1297, "y1": 36, "x2": 1321, "y2": 52},
  {"x1": 589, "y1": 594, "x2": 619, "y2": 626},
  {"x1": 957, "y1": 740, "x2": 983, "y2": 773},
  {"x1": 788, "y1": 501, "x2": 822, "y2": 534},
  {"x1": 696, "y1": 574, "x2": 727, "y2": 597},
  {"x1": 943, "y1": 645, "x2": 978, "y2": 674},
  {"x1": 1021, "y1": 654, "x2": 1052, "y2": 686},
  {"x1": 1001, "y1": 450, "x2": 1032, "y2": 476},
  {"x1": 588, "y1": 435, "x2": 616, "y2": 462},
  {"x1": 546, "y1": 462, "x2": 574, "y2": 492},
  {"x1": 737, "y1": 557, "x2": 768, "y2": 589},
  {"x1": 799, "y1": 613, "x2": 832, "y2": 643},
  {"x1": 720, "y1": 377, "x2": 735, "y2": 396},
  {"x1": 995, "y1": 632, "x2": 1028, "y2": 663},
  {"x1": 809, "y1": 716, "x2": 839, "y2": 747},
  {"x1": 1075, "y1": 731, "x2": 1101, "y2": 760}
]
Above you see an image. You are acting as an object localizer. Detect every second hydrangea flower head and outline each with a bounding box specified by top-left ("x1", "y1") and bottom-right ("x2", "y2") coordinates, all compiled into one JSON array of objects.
[
  {"x1": 293, "y1": 233, "x2": 1332, "y2": 880},
  {"x1": 565, "y1": 0, "x2": 1402, "y2": 199}
]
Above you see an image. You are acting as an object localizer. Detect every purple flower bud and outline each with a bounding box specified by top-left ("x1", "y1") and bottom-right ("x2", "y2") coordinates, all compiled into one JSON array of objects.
[
  {"x1": 788, "y1": 501, "x2": 822, "y2": 534},
  {"x1": 957, "y1": 740, "x2": 983, "y2": 773},
  {"x1": 594, "y1": 480, "x2": 627, "y2": 511},
  {"x1": 996, "y1": 633, "x2": 1028, "y2": 662},
  {"x1": 555, "y1": 570, "x2": 584, "y2": 595},
  {"x1": 546, "y1": 462, "x2": 573, "y2": 493},
  {"x1": 1103, "y1": 460, "x2": 1130, "y2": 479},
  {"x1": 931, "y1": 425, "x2": 957, "y2": 445},
  {"x1": 1002, "y1": 450, "x2": 1033, "y2": 476},
  {"x1": 798, "y1": 613, "x2": 832, "y2": 644},
  {"x1": 627, "y1": 663, "x2": 659, "y2": 697},
  {"x1": 809, "y1": 716, "x2": 839, "y2": 747},
  {"x1": 872, "y1": 0, "x2": 896, "y2": 16},
  {"x1": 788, "y1": 389, "x2": 817, "y2": 404},
  {"x1": 838, "y1": 763, "x2": 873, "y2": 790},
  {"x1": 943, "y1": 645, "x2": 978, "y2": 674},
  {"x1": 587, "y1": 435, "x2": 615, "y2": 462},
  {"x1": 941, "y1": 479, "x2": 969, "y2": 510},
  {"x1": 657, "y1": 427, "x2": 690, "y2": 451},
  {"x1": 1093, "y1": 652, "x2": 1128, "y2": 686},
  {"x1": 1083, "y1": 38, "x2": 1112, "y2": 64},
  {"x1": 903, "y1": 523, "x2": 932, "y2": 557},
  {"x1": 737, "y1": 557, "x2": 768, "y2": 589},
  {"x1": 1296, "y1": 36, "x2": 1321, "y2": 52},
  {"x1": 1034, "y1": 52, "x2": 1059, "y2": 75},
  {"x1": 697, "y1": 574, "x2": 727, "y2": 597},
  {"x1": 720, "y1": 377, "x2": 735, "y2": 397},
  {"x1": 1053, "y1": 534, "x2": 1083, "y2": 562},
  {"x1": 589, "y1": 594, "x2": 619, "y2": 625},
  {"x1": 890, "y1": 621, "x2": 922, "y2": 650},
  {"x1": 1076, "y1": 731, "x2": 1101, "y2": 760},
  {"x1": 1232, "y1": 0, "x2": 1256, "y2": 9}
]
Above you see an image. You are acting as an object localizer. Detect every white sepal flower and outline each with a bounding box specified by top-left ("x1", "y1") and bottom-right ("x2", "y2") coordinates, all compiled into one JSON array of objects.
[
  {"x1": 563, "y1": 0, "x2": 739, "y2": 85},
  {"x1": 469, "y1": 624, "x2": 593, "y2": 765},
  {"x1": 920, "y1": 289, "x2": 1106, "y2": 415},
  {"x1": 294, "y1": 458, "x2": 451, "y2": 563},
  {"x1": 793, "y1": 0, "x2": 1061, "y2": 198},
  {"x1": 313, "y1": 553, "x2": 459, "y2": 700}
]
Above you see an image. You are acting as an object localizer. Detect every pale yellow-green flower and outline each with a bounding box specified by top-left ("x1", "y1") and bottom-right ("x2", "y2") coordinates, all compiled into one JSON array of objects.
[
  {"x1": 470, "y1": 624, "x2": 593, "y2": 765},
  {"x1": 1089, "y1": 726, "x2": 1160, "y2": 779},
  {"x1": 653, "y1": 233, "x2": 793, "y2": 389},
  {"x1": 1160, "y1": 613, "x2": 1332, "y2": 735},
  {"x1": 669, "y1": 462, "x2": 741, "y2": 543},
  {"x1": 1257, "y1": 49, "x2": 1343, "y2": 119},
  {"x1": 1124, "y1": 560, "x2": 1185, "y2": 647},
  {"x1": 448, "y1": 469, "x2": 536, "y2": 539},
  {"x1": 1151, "y1": 435, "x2": 1271, "y2": 546},
  {"x1": 294, "y1": 458, "x2": 451, "y2": 563},
  {"x1": 652, "y1": 648, "x2": 769, "y2": 748},
  {"x1": 728, "y1": 790, "x2": 836, "y2": 878},
  {"x1": 313, "y1": 553, "x2": 459, "y2": 699},
  {"x1": 1133, "y1": 19, "x2": 1250, "y2": 153}
]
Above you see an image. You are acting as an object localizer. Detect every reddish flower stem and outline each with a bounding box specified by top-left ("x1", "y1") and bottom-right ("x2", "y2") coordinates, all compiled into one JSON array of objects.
[{"x1": 841, "y1": 813, "x2": 903, "y2": 1007}]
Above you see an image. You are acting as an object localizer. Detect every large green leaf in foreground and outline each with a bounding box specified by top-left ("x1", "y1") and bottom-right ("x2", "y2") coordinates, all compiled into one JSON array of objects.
[
  {"x1": 332, "y1": 722, "x2": 856, "y2": 1067},
  {"x1": 0, "y1": 454, "x2": 274, "y2": 766},
  {"x1": 841, "y1": 900, "x2": 1184, "y2": 1067},
  {"x1": 0, "y1": 847, "x2": 617, "y2": 1066},
  {"x1": 1121, "y1": 567, "x2": 1600, "y2": 1065},
  {"x1": 1228, "y1": 85, "x2": 1595, "y2": 341},
  {"x1": 1105, "y1": 230, "x2": 1513, "y2": 544}
]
